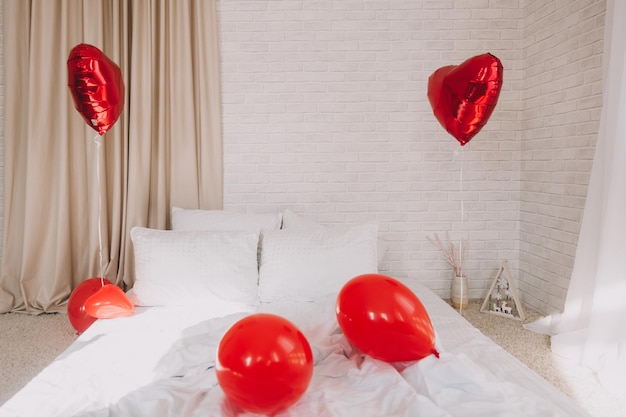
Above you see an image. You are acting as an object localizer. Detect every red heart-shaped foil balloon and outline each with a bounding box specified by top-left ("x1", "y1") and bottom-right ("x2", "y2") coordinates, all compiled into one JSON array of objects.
[
  {"x1": 67, "y1": 44, "x2": 125, "y2": 136},
  {"x1": 84, "y1": 283, "x2": 134, "y2": 319},
  {"x1": 427, "y1": 53, "x2": 503, "y2": 146}
]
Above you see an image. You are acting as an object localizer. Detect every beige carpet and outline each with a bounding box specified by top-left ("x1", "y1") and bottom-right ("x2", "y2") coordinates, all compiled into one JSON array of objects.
[
  {"x1": 0, "y1": 312, "x2": 77, "y2": 405},
  {"x1": 455, "y1": 300, "x2": 626, "y2": 417},
  {"x1": 1, "y1": 302, "x2": 625, "y2": 416}
]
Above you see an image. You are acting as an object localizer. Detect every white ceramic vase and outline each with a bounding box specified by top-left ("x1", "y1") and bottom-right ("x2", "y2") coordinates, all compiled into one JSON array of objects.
[{"x1": 451, "y1": 274, "x2": 469, "y2": 309}]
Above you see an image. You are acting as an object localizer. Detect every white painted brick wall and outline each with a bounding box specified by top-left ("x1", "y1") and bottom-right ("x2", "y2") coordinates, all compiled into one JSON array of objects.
[
  {"x1": 519, "y1": 0, "x2": 604, "y2": 313},
  {"x1": 217, "y1": 0, "x2": 605, "y2": 312},
  {"x1": 217, "y1": 0, "x2": 525, "y2": 300}
]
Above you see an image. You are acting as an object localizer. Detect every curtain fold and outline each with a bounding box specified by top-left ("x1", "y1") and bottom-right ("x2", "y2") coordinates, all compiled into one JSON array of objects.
[
  {"x1": 0, "y1": 0, "x2": 223, "y2": 313},
  {"x1": 525, "y1": 0, "x2": 626, "y2": 399},
  {"x1": 121, "y1": 0, "x2": 224, "y2": 287}
]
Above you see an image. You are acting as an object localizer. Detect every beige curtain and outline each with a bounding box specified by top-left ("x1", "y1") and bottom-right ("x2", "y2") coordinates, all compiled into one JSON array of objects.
[{"x1": 0, "y1": 0, "x2": 223, "y2": 313}]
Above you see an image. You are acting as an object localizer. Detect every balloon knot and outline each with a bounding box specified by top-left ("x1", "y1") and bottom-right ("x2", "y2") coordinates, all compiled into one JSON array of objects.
[{"x1": 432, "y1": 349, "x2": 440, "y2": 359}]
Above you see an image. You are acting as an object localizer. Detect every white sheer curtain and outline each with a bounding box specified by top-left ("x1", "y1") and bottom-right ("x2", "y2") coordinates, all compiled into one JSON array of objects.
[{"x1": 525, "y1": 0, "x2": 626, "y2": 399}]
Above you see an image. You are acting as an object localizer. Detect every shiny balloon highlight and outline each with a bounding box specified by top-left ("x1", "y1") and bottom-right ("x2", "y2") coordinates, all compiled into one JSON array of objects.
[
  {"x1": 84, "y1": 283, "x2": 134, "y2": 319},
  {"x1": 216, "y1": 313, "x2": 314, "y2": 415},
  {"x1": 427, "y1": 53, "x2": 503, "y2": 146},
  {"x1": 336, "y1": 273, "x2": 439, "y2": 363}
]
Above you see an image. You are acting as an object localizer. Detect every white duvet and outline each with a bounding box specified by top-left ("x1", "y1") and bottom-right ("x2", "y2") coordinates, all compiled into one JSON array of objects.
[{"x1": 1, "y1": 284, "x2": 590, "y2": 417}]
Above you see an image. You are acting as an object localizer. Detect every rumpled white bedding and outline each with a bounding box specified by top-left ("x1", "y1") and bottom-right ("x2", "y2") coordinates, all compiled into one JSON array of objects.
[{"x1": 0, "y1": 283, "x2": 590, "y2": 417}]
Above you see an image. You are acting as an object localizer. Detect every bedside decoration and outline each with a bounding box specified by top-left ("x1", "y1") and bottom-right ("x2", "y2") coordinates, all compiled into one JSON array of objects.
[
  {"x1": 428, "y1": 233, "x2": 468, "y2": 310},
  {"x1": 451, "y1": 274, "x2": 469, "y2": 310},
  {"x1": 481, "y1": 261, "x2": 525, "y2": 320}
]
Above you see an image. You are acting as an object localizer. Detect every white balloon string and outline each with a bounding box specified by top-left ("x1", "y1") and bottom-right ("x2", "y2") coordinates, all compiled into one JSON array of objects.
[
  {"x1": 93, "y1": 134, "x2": 105, "y2": 287},
  {"x1": 455, "y1": 145, "x2": 466, "y2": 315}
]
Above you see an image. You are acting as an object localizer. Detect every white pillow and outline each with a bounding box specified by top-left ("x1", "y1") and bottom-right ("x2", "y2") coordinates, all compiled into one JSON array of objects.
[
  {"x1": 281, "y1": 208, "x2": 325, "y2": 230},
  {"x1": 259, "y1": 224, "x2": 379, "y2": 302},
  {"x1": 281, "y1": 208, "x2": 388, "y2": 265},
  {"x1": 171, "y1": 207, "x2": 282, "y2": 231},
  {"x1": 130, "y1": 227, "x2": 260, "y2": 308}
]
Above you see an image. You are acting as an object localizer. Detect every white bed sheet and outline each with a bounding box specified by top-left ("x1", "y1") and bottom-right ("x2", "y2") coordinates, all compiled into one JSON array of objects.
[{"x1": 0, "y1": 283, "x2": 590, "y2": 417}]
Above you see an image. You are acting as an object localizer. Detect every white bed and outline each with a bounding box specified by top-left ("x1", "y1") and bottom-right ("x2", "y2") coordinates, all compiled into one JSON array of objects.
[{"x1": 0, "y1": 209, "x2": 591, "y2": 417}]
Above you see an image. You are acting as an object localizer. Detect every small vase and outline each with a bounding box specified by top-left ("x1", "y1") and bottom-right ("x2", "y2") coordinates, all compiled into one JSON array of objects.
[{"x1": 451, "y1": 274, "x2": 469, "y2": 309}]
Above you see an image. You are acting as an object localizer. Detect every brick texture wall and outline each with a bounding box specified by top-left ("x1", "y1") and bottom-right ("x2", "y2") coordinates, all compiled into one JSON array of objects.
[
  {"x1": 519, "y1": 0, "x2": 605, "y2": 313},
  {"x1": 216, "y1": 0, "x2": 605, "y2": 313}
]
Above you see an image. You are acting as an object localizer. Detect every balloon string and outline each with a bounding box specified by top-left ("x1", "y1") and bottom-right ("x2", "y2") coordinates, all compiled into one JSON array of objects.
[
  {"x1": 458, "y1": 145, "x2": 465, "y2": 315},
  {"x1": 93, "y1": 134, "x2": 104, "y2": 287}
]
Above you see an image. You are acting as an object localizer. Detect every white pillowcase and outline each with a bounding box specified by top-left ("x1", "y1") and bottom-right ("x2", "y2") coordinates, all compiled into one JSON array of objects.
[
  {"x1": 259, "y1": 224, "x2": 379, "y2": 303},
  {"x1": 281, "y1": 208, "x2": 388, "y2": 266},
  {"x1": 281, "y1": 208, "x2": 324, "y2": 230},
  {"x1": 130, "y1": 227, "x2": 260, "y2": 308},
  {"x1": 171, "y1": 207, "x2": 282, "y2": 231}
]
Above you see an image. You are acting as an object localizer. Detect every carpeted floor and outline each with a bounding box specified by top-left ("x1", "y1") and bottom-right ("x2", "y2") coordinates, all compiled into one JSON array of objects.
[
  {"x1": 0, "y1": 312, "x2": 77, "y2": 405},
  {"x1": 453, "y1": 300, "x2": 626, "y2": 417},
  {"x1": 1, "y1": 301, "x2": 625, "y2": 416}
]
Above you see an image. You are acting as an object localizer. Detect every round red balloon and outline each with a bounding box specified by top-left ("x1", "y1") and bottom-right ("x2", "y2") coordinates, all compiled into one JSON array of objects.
[
  {"x1": 84, "y1": 284, "x2": 134, "y2": 319},
  {"x1": 336, "y1": 274, "x2": 439, "y2": 362},
  {"x1": 67, "y1": 43, "x2": 124, "y2": 136},
  {"x1": 67, "y1": 277, "x2": 113, "y2": 334},
  {"x1": 427, "y1": 53, "x2": 503, "y2": 146},
  {"x1": 216, "y1": 314, "x2": 314, "y2": 415}
]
